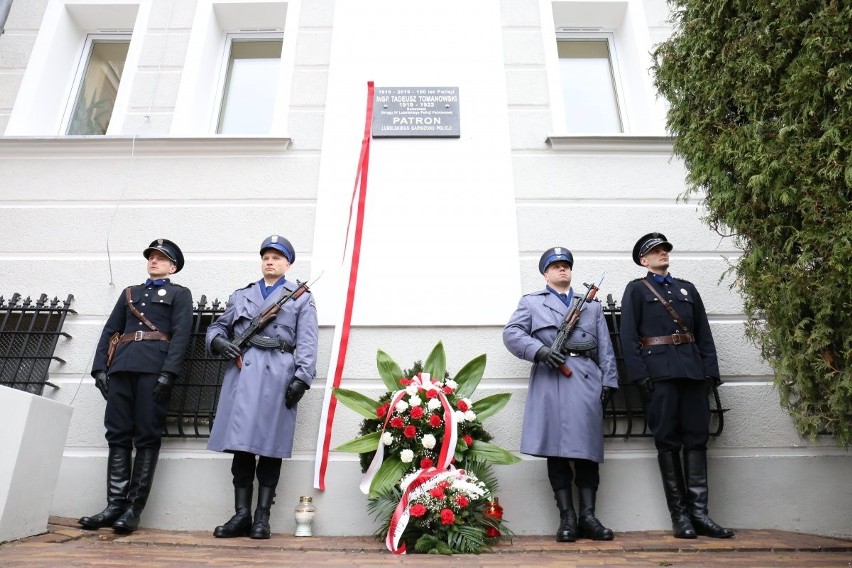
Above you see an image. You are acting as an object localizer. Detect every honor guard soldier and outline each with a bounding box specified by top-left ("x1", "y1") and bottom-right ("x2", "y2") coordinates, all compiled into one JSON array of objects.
[
  {"x1": 503, "y1": 247, "x2": 619, "y2": 543},
  {"x1": 207, "y1": 235, "x2": 318, "y2": 539},
  {"x1": 80, "y1": 239, "x2": 193, "y2": 533},
  {"x1": 619, "y1": 232, "x2": 734, "y2": 539}
]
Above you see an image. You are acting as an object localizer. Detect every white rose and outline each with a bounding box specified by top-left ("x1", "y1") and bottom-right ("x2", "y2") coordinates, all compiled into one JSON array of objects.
[
  {"x1": 381, "y1": 432, "x2": 394, "y2": 445},
  {"x1": 400, "y1": 449, "x2": 414, "y2": 463},
  {"x1": 395, "y1": 400, "x2": 409, "y2": 413},
  {"x1": 465, "y1": 410, "x2": 477, "y2": 421},
  {"x1": 405, "y1": 385, "x2": 419, "y2": 397},
  {"x1": 408, "y1": 394, "x2": 422, "y2": 407},
  {"x1": 421, "y1": 434, "x2": 437, "y2": 449},
  {"x1": 427, "y1": 398, "x2": 442, "y2": 411},
  {"x1": 445, "y1": 379, "x2": 458, "y2": 390}
]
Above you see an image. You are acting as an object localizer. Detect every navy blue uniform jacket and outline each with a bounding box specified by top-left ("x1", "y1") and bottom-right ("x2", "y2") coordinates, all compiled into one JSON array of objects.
[
  {"x1": 619, "y1": 273, "x2": 719, "y2": 383},
  {"x1": 92, "y1": 282, "x2": 193, "y2": 377}
]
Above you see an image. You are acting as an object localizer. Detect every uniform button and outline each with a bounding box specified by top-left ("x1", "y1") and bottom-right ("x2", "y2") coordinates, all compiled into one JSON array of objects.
[
  {"x1": 245, "y1": 361, "x2": 251, "y2": 366},
  {"x1": 139, "y1": 322, "x2": 144, "y2": 326},
  {"x1": 144, "y1": 294, "x2": 149, "y2": 297},
  {"x1": 141, "y1": 303, "x2": 146, "y2": 306}
]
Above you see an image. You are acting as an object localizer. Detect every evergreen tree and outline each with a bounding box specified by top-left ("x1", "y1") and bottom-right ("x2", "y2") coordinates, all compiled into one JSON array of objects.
[{"x1": 652, "y1": 0, "x2": 851, "y2": 444}]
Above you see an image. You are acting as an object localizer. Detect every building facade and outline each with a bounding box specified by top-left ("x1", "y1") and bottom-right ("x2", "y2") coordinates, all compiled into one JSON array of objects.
[{"x1": 1, "y1": 0, "x2": 849, "y2": 537}]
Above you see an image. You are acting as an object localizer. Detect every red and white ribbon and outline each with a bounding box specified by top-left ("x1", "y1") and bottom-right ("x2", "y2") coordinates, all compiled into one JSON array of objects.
[
  {"x1": 313, "y1": 81, "x2": 375, "y2": 490},
  {"x1": 359, "y1": 372, "x2": 458, "y2": 495},
  {"x1": 386, "y1": 466, "x2": 468, "y2": 555}
]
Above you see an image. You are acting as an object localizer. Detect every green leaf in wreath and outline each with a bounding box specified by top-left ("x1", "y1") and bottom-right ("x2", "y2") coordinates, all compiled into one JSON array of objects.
[
  {"x1": 332, "y1": 387, "x2": 380, "y2": 420},
  {"x1": 423, "y1": 341, "x2": 446, "y2": 381},
  {"x1": 334, "y1": 431, "x2": 381, "y2": 453},
  {"x1": 471, "y1": 393, "x2": 512, "y2": 421},
  {"x1": 454, "y1": 353, "x2": 486, "y2": 399},
  {"x1": 468, "y1": 440, "x2": 521, "y2": 465},
  {"x1": 376, "y1": 349, "x2": 404, "y2": 391},
  {"x1": 369, "y1": 454, "x2": 407, "y2": 496}
]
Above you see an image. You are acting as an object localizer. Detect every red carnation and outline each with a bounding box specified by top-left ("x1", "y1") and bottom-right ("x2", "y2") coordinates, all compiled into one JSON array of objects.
[
  {"x1": 457, "y1": 400, "x2": 469, "y2": 412},
  {"x1": 410, "y1": 504, "x2": 427, "y2": 517},
  {"x1": 410, "y1": 406, "x2": 424, "y2": 419},
  {"x1": 376, "y1": 404, "x2": 389, "y2": 418},
  {"x1": 440, "y1": 508, "x2": 455, "y2": 525},
  {"x1": 404, "y1": 425, "x2": 417, "y2": 439},
  {"x1": 420, "y1": 457, "x2": 434, "y2": 469},
  {"x1": 425, "y1": 389, "x2": 438, "y2": 399},
  {"x1": 429, "y1": 487, "x2": 445, "y2": 499},
  {"x1": 443, "y1": 386, "x2": 453, "y2": 394},
  {"x1": 390, "y1": 417, "x2": 404, "y2": 429},
  {"x1": 429, "y1": 414, "x2": 442, "y2": 427},
  {"x1": 399, "y1": 378, "x2": 412, "y2": 386},
  {"x1": 455, "y1": 495, "x2": 469, "y2": 508},
  {"x1": 463, "y1": 435, "x2": 474, "y2": 446}
]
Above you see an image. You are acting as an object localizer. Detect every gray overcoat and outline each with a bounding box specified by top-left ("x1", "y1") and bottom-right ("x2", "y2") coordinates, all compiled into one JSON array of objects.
[
  {"x1": 206, "y1": 280, "x2": 318, "y2": 458},
  {"x1": 503, "y1": 288, "x2": 618, "y2": 462}
]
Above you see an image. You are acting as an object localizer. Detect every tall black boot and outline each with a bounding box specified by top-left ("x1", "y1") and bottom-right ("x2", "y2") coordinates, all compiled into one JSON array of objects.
[
  {"x1": 113, "y1": 448, "x2": 159, "y2": 534},
  {"x1": 576, "y1": 487, "x2": 614, "y2": 541},
  {"x1": 79, "y1": 446, "x2": 132, "y2": 529},
  {"x1": 553, "y1": 488, "x2": 577, "y2": 542},
  {"x1": 657, "y1": 451, "x2": 697, "y2": 539},
  {"x1": 214, "y1": 486, "x2": 254, "y2": 538},
  {"x1": 683, "y1": 449, "x2": 734, "y2": 538},
  {"x1": 250, "y1": 486, "x2": 276, "y2": 539}
]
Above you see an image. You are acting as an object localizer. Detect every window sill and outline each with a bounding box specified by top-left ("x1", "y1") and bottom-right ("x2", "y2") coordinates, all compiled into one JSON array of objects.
[
  {"x1": 0, "y1": 136, "x2": 292, "y2": 158},
  {"x1": 546, "y1": 134, "x2": 674, "y2": 153}
]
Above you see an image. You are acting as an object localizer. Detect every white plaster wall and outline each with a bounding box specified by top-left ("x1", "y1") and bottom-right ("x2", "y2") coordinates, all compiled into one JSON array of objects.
[{"x1": 0, "y1": 0, "x2": 850, "y2": 539}]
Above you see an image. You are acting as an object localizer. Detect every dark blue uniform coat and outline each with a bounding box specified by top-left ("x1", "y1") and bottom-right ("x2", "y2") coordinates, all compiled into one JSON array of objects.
[
  {"x1": 92, "y1": 282, "x2": 193, "y2": 377},
  {"x1": 503, "y1": 289, "x2": 619, "y2": 462},
  {"x1": 619, "y1": 273, "x2": 719, "y2": 383},
  {"x1": 206, "y1": 280, "x2": 318, "y2": 459}
]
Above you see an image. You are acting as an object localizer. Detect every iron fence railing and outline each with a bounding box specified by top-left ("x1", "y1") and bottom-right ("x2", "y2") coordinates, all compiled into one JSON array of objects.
[{"x1": 0, "y1": 293, "x2": 75, "y2": 396}]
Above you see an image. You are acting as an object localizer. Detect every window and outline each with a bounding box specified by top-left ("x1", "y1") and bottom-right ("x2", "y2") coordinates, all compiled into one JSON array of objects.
[
  {"x1": 215, "y1": 37, "x2": 283, "y2": 134},
  {"x1": 64, "y1": 36, "x2": 131, "y2": 135},
  {"x1": 556, "y1": 36, "x2": 624, "y2": 133}
]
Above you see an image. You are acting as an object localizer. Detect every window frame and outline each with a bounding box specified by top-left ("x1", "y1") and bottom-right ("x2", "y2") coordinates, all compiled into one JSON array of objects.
[
  {"x1": 210, "y1": 32, "x2": 285, "y2": 135},
  {"x1": 554, "y1": 29, "x2": 630, "y2": 134},
  {"x1": 60, "y1": 32, "x2": 132, "y2": 136}
]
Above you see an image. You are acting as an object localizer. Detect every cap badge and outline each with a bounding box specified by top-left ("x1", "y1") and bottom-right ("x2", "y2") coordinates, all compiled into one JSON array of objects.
[
  {"x1": 554, "y1": 247, "x2": 563, "y2": 255},
  {"x1": 271, "y1": 236, "x2": 279, "y2": 243},
  {"x1": 157, "y1": 239, "x2": 163, "y2": 245}
]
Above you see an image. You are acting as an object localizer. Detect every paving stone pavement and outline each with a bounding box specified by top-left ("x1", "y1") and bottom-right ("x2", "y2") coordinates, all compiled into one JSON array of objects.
[{"x1": 0, "y1": 518, "x2": 850, "y2": 567}]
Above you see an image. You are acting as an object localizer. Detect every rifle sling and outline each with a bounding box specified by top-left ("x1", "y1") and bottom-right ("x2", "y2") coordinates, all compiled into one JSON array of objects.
[
  {"x1": 639, "y1": 278, "x2": 694, "y2": 336},
  {"x1": 125, "y1": 286, "x2": 160, "y2": 331}
]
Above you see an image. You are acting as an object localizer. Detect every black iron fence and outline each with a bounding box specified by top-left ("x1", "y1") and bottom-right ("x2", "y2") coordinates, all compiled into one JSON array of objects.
[
  {"x1": 0, "y1": 291, "x2": 726, "y2": 439},
  {"x1": 0, "y1": 294, "x2": 75, "y2": 396}
]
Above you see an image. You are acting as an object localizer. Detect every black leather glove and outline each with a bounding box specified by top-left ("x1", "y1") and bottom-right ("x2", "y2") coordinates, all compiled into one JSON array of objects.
[
  {"x1": 153, "y1": 372, "x2": 175, "y2": 403},
  {"x1": 285, "y1": 378, "x2": 309, "y2": 409},
  {"x1": 211, "y1": 335, "x2": 241, "y2": 360},
  {"x1": 600, "y1": 386, "x2": 615, "y2": 412},
  {"x1": 534, "y1": 346, "x2": 566, "y2": 369},
  {"x1": 92, "y1": 370, "x2": 109, "y2": 400},
  {"x1": 636, "y1": 378, "x2": 653, "y2": 408}
]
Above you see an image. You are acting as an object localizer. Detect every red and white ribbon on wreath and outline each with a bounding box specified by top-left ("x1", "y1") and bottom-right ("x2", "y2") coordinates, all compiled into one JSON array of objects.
[
  {"x1": 359, "y1": 372, "x2": 459, "y2": 495},
  {"x1": 385, "y1": 466, "x2": 467, "y2": 555}
]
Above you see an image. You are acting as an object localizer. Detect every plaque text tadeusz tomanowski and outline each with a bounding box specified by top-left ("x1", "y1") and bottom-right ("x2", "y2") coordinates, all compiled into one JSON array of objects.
[{"x1": 372, "y1": 87, "x2": 460, "y2": 138}]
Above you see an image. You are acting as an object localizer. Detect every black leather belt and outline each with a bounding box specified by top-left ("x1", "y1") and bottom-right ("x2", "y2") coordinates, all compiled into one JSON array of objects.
[{"x1": 247, "y1": 335, "x2": 294, "y2": 353}]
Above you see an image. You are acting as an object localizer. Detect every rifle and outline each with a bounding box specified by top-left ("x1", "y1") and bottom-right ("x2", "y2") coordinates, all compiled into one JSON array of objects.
[
  {"x1": 550, "y1": 273, "x2": 605, "y2": 377},
  {"x1": 232, "y1": 274, "x2": 320, "y2": 368}
]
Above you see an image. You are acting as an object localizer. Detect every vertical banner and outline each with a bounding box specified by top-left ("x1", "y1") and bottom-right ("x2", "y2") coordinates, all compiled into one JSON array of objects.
[{"x1": 313, "y1": 81, "x2": 375, "y2": 490}]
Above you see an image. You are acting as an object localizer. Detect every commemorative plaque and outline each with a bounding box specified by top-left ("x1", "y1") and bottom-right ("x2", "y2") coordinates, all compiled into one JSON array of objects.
[{"x1": 372, "y1": 87, "x2": 460, "y2": 138}]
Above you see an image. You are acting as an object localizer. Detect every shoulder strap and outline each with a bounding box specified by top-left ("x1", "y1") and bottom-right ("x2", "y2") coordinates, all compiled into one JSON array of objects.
[
  {"x1": 125, "y1": 286, "x2": 159, "y2": 332},
  {"x1": 640, "y1": 279, "x2": 692, "y2": 334}
]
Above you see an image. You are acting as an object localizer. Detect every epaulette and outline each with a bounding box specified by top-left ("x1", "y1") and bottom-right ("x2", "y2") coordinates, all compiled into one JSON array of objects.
[
  {"x1": 674, "y1": 277, "x2": 694, "y2": 285},
  {"x1": 631, "y1": 277, "x2": 646, "y2": 283},
  {"x1": 167, "y1": 282, "x2": 186, "y2": 288},
  {"x1": 237, "y1": 282, "x2": 257, "y2": 291},
  {"x1": 524, "y1": 288, "x2": 549, "y2": 298}
]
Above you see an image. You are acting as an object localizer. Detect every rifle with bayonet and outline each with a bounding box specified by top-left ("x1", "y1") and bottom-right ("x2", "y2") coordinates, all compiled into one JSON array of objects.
[
  {"x1": 550, "y1": 273, "x2": 604, "y2": 377},
  {"x1": 229, "y1": 275, "x2": 319, "y2": 368}
]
